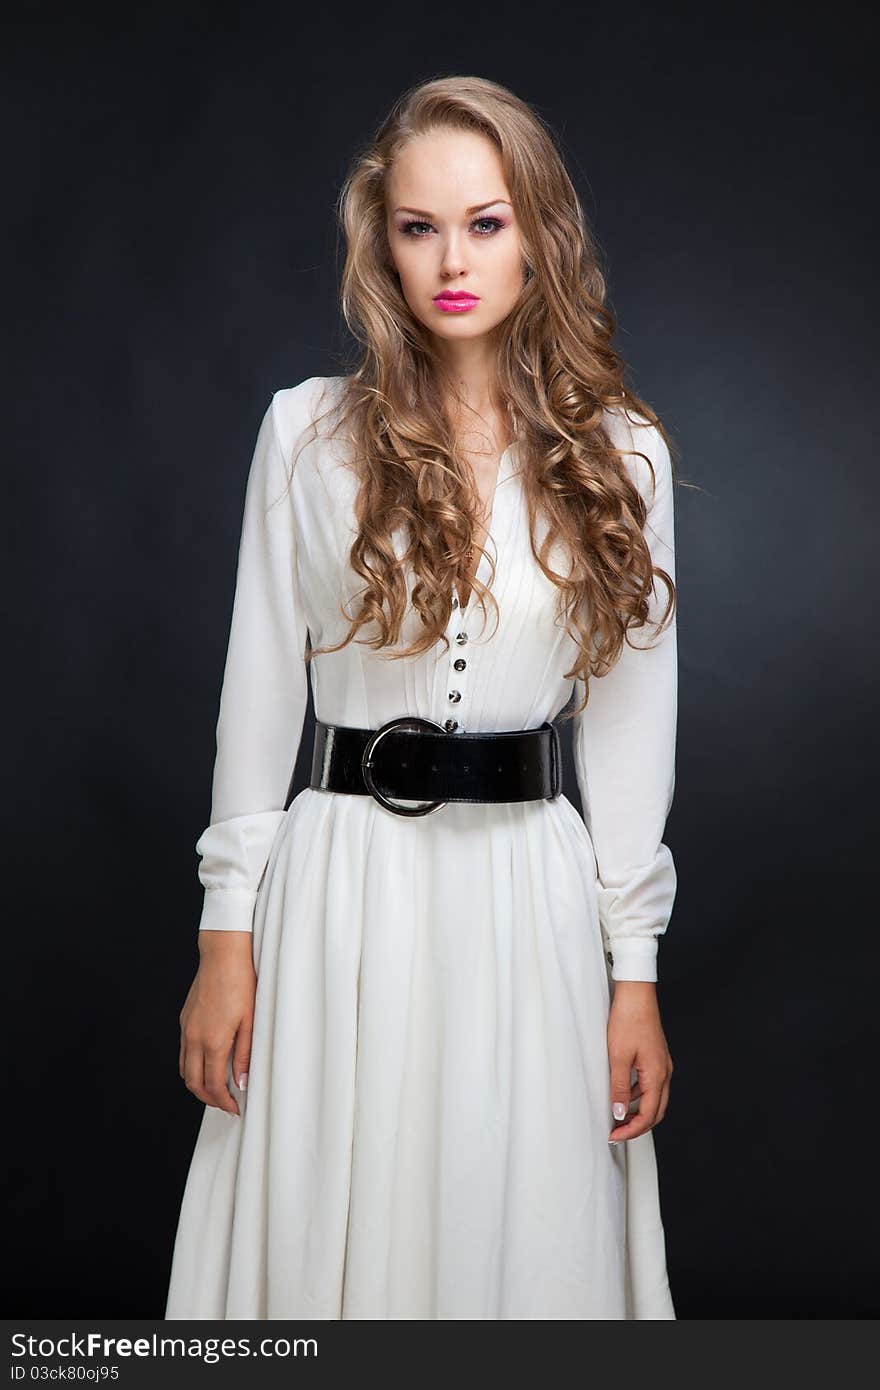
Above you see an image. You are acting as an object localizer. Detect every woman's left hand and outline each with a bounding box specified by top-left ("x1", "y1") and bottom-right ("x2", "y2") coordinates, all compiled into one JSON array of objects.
[{"x1": 606, "y1": 981, "x2": 673, "y2": 1142}]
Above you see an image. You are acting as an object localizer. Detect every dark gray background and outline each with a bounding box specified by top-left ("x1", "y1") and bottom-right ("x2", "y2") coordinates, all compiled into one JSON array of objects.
[{"x1": 5, "y1": 2, "x2": 877, "y2": 1318}]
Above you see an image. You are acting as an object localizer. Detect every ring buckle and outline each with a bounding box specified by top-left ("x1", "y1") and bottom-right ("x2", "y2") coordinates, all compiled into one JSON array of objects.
[{"x1": 361, "y1": 716, "x2": 448, "y2": 817}]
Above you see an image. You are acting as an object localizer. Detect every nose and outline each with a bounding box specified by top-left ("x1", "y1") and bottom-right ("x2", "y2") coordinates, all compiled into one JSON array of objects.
[{"x1": 439, "y1": 229, "x2": 468, "y2": 278}]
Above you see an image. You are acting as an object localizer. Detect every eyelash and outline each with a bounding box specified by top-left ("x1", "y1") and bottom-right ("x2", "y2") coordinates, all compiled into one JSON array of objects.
[{"x1": 399, "y1": 216, "x2": 506, "y2": 238}]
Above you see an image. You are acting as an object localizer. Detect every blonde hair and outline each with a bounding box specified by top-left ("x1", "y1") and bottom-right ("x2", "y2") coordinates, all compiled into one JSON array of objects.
[{"x1": 301, "y1": 74, "x2": 676, "y2": 719}]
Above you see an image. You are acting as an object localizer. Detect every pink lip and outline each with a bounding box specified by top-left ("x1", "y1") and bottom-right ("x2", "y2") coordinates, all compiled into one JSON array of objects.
[{"x1": 433, "y1": 291, "x2": 480, "y2": 314}]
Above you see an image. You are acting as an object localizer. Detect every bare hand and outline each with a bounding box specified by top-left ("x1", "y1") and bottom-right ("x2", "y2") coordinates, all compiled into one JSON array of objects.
[
  {"x1": 606, "y1": 981, "x2": 673, "y2": 1142},
  {"x1": 178, "y1": 931, "x2": 256, "y2": 1116}
]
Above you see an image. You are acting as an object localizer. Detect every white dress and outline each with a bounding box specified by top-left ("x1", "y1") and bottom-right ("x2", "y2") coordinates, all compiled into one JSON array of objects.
[{"x1": 164, "y1": 375, "x2": 678, "y2": 1320}]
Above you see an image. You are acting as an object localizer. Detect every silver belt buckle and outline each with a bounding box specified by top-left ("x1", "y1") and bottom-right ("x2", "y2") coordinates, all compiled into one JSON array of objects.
[{"x1": 361, "y1": 715, "x2": 448, "y2": 817}]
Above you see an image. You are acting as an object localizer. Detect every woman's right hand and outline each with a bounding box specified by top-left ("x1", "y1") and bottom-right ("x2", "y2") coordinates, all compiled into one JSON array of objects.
[{"x1": 178, "y1": 931, "x2": 257, "y2": 1116}]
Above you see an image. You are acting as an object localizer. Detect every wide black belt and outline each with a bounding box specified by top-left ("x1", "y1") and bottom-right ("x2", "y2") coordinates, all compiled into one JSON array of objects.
[{"x1": 308, "y1": 716, "x2": 562, "y2": 817}]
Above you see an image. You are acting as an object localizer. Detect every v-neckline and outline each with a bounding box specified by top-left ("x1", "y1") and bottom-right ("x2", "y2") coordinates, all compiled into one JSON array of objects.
[{"x1": 454, "y1": 440, "x2": 518, "y2": 613}]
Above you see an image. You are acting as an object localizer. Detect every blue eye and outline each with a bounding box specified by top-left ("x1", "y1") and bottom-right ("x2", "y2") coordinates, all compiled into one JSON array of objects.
[
  {"x1": 401, "y1": 219, "x2": 432, "y2": 237},
  {"x1": 400, "y1": 216, "x2": 506, "y2": 237}
]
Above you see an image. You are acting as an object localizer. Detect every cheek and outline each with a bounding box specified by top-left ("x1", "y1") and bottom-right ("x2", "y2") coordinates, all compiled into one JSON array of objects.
[
  {"x1": 488, "y1": 239, "x2": 525, "y2": 293},
  {"x1": 397, "y1": 262, "x2": 427, "y2": 307},
  {"x1": 394, "y1": 254, "x2": 431, "y2": 316},
  {"x1": 392, "y1": 239, "x2": 424, "y2": 272}
]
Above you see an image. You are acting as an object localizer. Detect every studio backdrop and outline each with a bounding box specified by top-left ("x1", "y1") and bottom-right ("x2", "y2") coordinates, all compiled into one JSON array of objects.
[{"x1": 4, "y1": 2, "x2": 877, "y2": 1321}]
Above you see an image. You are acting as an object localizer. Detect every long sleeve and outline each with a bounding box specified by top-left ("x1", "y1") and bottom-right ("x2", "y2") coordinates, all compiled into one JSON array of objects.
[
  {"x1": 572, "y1": 421, "x2": 678, "y2": 982},
  {"x1": 194, "y1": 393, "x2": 311, "y2": 934}
]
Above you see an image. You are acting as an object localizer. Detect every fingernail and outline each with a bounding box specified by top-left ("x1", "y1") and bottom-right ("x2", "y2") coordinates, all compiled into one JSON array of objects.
[
  {"x1": 612, "y1": 1102, "x2": 627, "y2": 1121},
  {"x1": 237, "y1": 1072, "x2": 248, "y2": 1090}
]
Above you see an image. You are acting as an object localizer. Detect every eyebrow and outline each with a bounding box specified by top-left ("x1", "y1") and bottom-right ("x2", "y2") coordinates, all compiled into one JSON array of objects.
[{"x1": 393, "y1": 199, "x2": 512, "y2": 218}]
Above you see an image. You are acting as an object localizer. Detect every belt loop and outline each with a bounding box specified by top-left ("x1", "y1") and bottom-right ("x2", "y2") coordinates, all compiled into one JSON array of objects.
[{"x1": 549, "y1": 720, "x2": 562, "y2": 799}]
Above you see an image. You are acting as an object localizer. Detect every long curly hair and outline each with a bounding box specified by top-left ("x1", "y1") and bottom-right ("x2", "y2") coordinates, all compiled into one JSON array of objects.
[{"x1": 299, "y1": 74, "x2": 676, "y2": 720}]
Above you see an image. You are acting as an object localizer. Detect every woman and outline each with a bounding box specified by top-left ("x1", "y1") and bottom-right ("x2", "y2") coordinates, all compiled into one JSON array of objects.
[{"x1": 165, "y1": 74, "x2": 678, "y2": 1320}]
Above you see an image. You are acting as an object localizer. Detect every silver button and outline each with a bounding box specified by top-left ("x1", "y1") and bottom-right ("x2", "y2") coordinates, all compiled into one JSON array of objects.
[
  {"x1": 448, "y1": 690, "x2": 462, "y2": 703},
  {"x1": 444, "y1": 718, "x2": 459, "y2": 732},
  {"x1": 453, "y1": 658, "x2": 466, "y2": 671},
  {"x1": 455, "y1": 631, "x2": 468, "y2": 645}
]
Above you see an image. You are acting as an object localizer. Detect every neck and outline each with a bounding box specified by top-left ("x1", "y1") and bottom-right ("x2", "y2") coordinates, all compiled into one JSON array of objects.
[{"x1": 433, "y1": 338, "x2": 503, "y2": 421}]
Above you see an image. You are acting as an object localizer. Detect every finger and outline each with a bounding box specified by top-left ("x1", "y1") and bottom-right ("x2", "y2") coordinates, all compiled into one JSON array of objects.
[
  {"x1": 658, "y1": 1060, "x2": 673, "y2": 1121},
  {"x1": 231, "y1": 1017, "x2": 253, "y2": 1095},
  {"x1": 204, "y1": 1039, "x2": 239, "y2": 1116},
  {"x1": 183, "y1": 1041, "x2": 211, "y2": 1106},
  {"x1": 609, "y1": 1054, "x2": 635, "y2": 1128},
  {"x1": 655, "y1": 1074, "x2": 672, "y2": 1126},
  {"x1": 608, "y1": 1077, "x2": 662, "y2": 1142}
]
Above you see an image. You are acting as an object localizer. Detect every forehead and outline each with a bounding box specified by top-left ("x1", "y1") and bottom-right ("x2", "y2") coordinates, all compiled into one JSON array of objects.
[{"x1": 387, "y1": 129, "x2": 509, "y2": 208}]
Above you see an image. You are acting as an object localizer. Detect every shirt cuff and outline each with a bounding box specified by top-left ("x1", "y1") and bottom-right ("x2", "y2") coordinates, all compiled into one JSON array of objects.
[
  {"x1": 196, "y1": 887, "x2": 258, "y2": 934},
  {"x1": 603, "y1": 935, "x2": 659, "y2": 983}
]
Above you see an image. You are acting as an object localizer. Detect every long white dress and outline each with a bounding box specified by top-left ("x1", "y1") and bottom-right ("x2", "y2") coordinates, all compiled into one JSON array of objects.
[{"x1": 164, "y1": 375, "x2": 678, "y2": 1320}]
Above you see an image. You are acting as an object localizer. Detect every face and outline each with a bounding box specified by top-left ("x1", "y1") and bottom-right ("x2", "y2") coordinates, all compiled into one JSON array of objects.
[{"x1": 385, "y1": 128, "x2": 526, "y2": 344}]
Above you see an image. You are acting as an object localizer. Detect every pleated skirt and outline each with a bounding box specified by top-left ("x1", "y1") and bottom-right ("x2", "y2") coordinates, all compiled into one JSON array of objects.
[{"x1": 165, "y1": 788, "x2": 675, "y2": 1319}]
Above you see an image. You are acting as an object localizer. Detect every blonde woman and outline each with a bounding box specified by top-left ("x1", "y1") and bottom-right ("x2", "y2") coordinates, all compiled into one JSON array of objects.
[{"x1": 166, "y1": 75, "x2": 679, "y2": 1320}]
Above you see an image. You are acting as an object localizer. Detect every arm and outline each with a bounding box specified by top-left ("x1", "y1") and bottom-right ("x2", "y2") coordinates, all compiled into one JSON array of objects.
[
  {"x1": 572, "y1": 420, "x2": 678, "y2": 983},
  {"x1": 194, "y1": 392, "x2": 311, "y2": 936}
]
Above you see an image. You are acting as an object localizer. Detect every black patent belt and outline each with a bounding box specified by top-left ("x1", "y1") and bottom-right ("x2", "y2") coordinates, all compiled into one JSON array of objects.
[{"x1": 308, "y1": 716, "x2": 562, "y2": 817}]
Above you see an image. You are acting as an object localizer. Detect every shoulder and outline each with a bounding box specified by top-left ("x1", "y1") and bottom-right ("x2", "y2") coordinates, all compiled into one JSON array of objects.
[
  {"x1": 268, "y1": 375, "x2": 348, "y2": 459},
  {"x1": 601, "y1": 401, "x2": 672, "y2": 509}
]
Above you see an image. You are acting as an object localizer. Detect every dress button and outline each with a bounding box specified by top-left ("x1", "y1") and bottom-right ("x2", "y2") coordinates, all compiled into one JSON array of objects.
[
  {"x1": 452, "y1": 596, "x2": 459, "y2": 609},
  {"x1": 453, "y1": 658, "x2": 466, "y2": 671},
  {"x1": 448, "y1": 690, "x2": 462, "y2": 703},
  {"x1": 455, "y1": 631, "x2": 468, "y2": 645},
  {"x1": 444, "y1": 718, "x2": 459, "y2": 732},
  {"x1": 605, "y1": 950, "x2": 614, "y2": 966}
]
